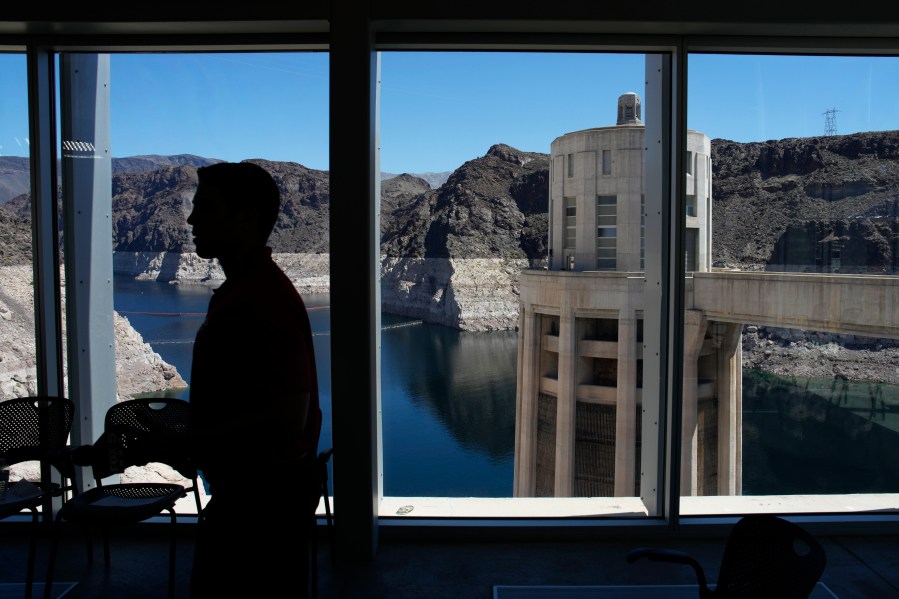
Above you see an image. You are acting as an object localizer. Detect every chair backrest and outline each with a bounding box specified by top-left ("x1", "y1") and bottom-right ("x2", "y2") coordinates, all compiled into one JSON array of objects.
[
  {"x1": 89, "y1": 398, "x2": 194, "y2": 481},
  {"x1": 713, "y1": 514, "x2": 826, "y2": 599},
  {"x1": 0, "y1": 396, "x2": 75, "y2": 468}
]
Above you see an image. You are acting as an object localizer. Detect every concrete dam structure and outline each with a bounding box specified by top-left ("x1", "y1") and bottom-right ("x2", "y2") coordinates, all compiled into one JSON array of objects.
[{"x1": 513, "y1": 92, "x2": 899, "y2": 500}]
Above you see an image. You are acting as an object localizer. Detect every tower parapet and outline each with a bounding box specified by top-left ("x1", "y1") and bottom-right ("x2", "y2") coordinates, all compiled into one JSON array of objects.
[{"x1": 547, "y1": 92, "x2": 711, "y2": 273}]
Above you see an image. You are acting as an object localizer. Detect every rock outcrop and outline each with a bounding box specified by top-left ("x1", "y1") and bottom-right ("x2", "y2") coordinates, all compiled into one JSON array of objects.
[
  {"x1": 711, "y1": 131, "x2": 899, "y2": 271},
  {"x1": 0, "y1": 264, "x2": 186, "y2": 400},
  {"x1": 741, "y1": 324, "x2": 899, "y2": 386},
  {"x1": 6, "y1": 131, "x2": 899, "y2": 379},
  {"x1": 379, "y1": 144, "x2": 549, "y2": 329}
]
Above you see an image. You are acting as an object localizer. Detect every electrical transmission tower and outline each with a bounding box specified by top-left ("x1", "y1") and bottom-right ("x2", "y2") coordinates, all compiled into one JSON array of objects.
[{"x1": 823, "y1": 108, "x2": 839, "y2": 136}]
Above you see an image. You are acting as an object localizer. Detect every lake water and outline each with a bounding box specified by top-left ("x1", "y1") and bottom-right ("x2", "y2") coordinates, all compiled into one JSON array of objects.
[
  {"x1": 113, "y1": 277, "x2": 517, "y2": 497},
  {"x1": 113, "y1": 277, "x2": 899, "y2": 498}
]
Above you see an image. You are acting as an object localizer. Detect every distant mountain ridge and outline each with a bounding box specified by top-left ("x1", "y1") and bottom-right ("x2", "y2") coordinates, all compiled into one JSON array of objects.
[
  {"x1": 0, "y1": 156, "x2": 30, "y2": 207},
  {"x1": 3, "y1": 131, "x2": 899, "y2": 326},
  {"x1": 0, "y1": 154, "x2": 450, "y2": 203},
  {"x1": 382, "y1": 170, "x2": 452, "y2": 190},
  {"x1": 710, "y1": 130, "x2": 899, "y2": 271},
  {"x1": 111, "y1": 154, "x2": 223, "y2": 174}
]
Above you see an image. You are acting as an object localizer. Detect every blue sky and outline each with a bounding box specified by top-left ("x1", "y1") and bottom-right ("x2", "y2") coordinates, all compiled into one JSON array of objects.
[{"x1": 2, "y1": 51, "x2": 899, "y2": 174}]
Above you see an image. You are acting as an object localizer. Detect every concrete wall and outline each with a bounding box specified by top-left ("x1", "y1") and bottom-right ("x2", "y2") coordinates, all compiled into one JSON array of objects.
[{"x1": 548, "y1": 126, "x2": 711, "y2": 273}]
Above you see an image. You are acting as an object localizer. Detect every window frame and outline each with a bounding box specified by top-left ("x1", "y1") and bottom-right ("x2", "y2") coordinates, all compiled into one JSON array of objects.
[{"x1": 5, "y1": 16, "x2": 899, "y2": 558}]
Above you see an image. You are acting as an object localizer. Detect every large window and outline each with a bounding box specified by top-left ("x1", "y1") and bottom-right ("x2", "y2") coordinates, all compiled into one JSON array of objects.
[
  {"x1": 0, "y1": 51, "x2": 77, "y2": 498},
  {"x1": 8, "y1": 18, "x2": 899, "y2": 539},
  {"x1": 682, "y1": 52, "x2": 899, "y2": 515},
  {"x1": 0, "y1": 53, "x2": 36, "y2": 403},
  {"x1": 51, "y1": 51, "x2": 331, "y2": 512},
  {"x1": 0, "y1": 53, "x2": 44, "y2": 486},
  {"x1": 106, "y1": 51, "x2": 329, "y2": 406},
  {"x1": 379, "y1": 52, "x2": 649, "y2": 508}
]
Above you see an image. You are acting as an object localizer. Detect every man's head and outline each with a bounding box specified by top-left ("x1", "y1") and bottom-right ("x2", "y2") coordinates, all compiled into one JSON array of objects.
[{"x1": 187, "y1": 162, "x2": 280, "y2": 260}]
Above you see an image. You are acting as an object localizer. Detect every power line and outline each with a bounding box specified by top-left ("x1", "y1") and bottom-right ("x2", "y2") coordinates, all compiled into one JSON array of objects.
[{"x1": 823, "y1": 108, "x2": 840, "y2": 136}]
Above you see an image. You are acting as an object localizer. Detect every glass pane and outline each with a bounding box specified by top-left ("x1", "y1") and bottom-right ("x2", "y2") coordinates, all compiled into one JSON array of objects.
[
  {"x1": 683, "y1": 53, "x2": 899, "y2": 515},
  {"x1": 596, "y1": 259, "x2": 616, "y2": 270},
  {"x1": 0, "y1": 53, "x2": 35, "y2": 399},
  {"x1": 0, "y1": 53, "x2": 40, "y2": 483},
  {"x1": 102, "y1": 52, "x2": 330, "y2": 513},
  {"x1": 380, "y1": 51, "x2": 651, "y2": 514}
]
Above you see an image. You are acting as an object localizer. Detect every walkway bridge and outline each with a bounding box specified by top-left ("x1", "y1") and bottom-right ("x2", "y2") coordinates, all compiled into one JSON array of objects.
[{"x1": 692, "y1": 271, "x2": 899, "y2": 340}]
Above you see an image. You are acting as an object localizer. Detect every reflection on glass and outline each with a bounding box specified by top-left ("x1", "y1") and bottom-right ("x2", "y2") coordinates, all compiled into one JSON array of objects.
[{"x1": 684, "y1": 53, "x2": 899, "y2": 511}]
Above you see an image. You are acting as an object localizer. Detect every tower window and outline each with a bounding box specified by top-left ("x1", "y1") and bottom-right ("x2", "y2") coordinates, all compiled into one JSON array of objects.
[{"x1": 596, "y1": 195, "x2": 617, "y2": 270}]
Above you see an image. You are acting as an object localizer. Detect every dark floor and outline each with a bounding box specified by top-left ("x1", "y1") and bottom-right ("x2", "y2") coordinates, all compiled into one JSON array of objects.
[{"x1": 2, "y1": 519, "x2": 898, "y2": 598}]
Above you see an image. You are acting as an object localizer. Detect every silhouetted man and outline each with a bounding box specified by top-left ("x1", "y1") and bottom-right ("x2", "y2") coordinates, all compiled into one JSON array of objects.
[{"x1": 186, "y1": 161, "x2": 322, "y2": 598}]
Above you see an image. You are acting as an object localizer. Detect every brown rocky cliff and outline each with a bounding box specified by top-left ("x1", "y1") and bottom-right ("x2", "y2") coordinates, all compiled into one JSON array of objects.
[{"x1": 712, "y1": 131, "x2": 899, "y2": 270}]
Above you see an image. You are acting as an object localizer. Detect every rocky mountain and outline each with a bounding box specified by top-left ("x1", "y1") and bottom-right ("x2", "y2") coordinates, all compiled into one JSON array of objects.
[
  {"x1": 711, "y1": 130, "x2": 899, "y2": 272},
  {"x1": 111, "y1": 154, "x2": 222, "y2": 174},
  {"x1": 381, "y1": 144, "x2": 549, "y2": 261},
  {"x1": 0, "y1": 206, "x2": 31, "y2": 266},
  {"x1": 4, "y1": 131, "x2": 899, "y2": 329},
  {"x1": 112, "y1": 165, "x2": 198, "y2": 252},
  {"x1": 0, "y1": 158, "x2": 332, "y2": 255},
  {"x1": 0, "y1": 264, "x2": 185, "y2": 399},
  {"x1": 0, "y1": 157, "x2": 30, "y2": 205},
  {"x1": 5, "y1": 132, "x2": 899, "y2": 387},
  {"x1": 111, "y1": 158, "x2": 331, "y2": 254},
  {"x1": 379, "y1": 144, "x2": 549, "y2": 329},
  {"x1": 381, "y1": 174, "x2": 432, "y2": 237},
  {"x1": 0, "y1": 154, "x2": 223, "y2": 204},
  {"x1": 382, "y1": 170, "x2": 452, "y2": 190}
]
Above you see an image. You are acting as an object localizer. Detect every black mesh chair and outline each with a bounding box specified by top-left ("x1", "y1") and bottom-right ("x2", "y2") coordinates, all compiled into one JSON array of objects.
[
  {"x1": 0, "y1": 395, "x2": 76, "y2": 599},
  {"x1": 44, "y1": 398, "x2": 201, "y2": 599},
  {"x1": 627, "y1": 514, "x2": 827, "y2": 599}
]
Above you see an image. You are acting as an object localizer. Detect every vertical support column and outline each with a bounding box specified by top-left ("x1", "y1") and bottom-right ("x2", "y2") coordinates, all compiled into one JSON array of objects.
[
  {"x1": 680, "y1": 310, "x2": 706, "y2": 496},
  {"x1": 330, "y1": 2, "x2": 380, "y2": 561},
  {"x1": 615, "y1": 312, "x2": 637, "y2": 496},
  {"x1": 640, "y1": 52, "x2": 674, "y2": 518},
  {"x1": 59, "y1": 54, "x2": 115, "y2": 490},
  {"x1": 716, "y1": 322, "x2": 743, "y2": 495},
  {"x1": 554, "y1": 307, "x2": 577, "y2": 497},
  {"x1": 513, "y1": 303, "x2": 539, "y2": 497}
]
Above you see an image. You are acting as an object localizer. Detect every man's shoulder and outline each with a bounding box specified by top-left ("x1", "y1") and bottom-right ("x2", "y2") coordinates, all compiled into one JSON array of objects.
[{"x1": 257, "y1": 261, "x2": 310, "y2": 315}]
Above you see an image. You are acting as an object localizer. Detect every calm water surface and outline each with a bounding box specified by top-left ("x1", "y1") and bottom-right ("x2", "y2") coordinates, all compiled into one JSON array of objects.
[
  {"x1": 113, "y1": 277, "x2": 517, "y2": 497},
  {"x1": 114, "y1": 277, "x2": 899, "y2": 498}
]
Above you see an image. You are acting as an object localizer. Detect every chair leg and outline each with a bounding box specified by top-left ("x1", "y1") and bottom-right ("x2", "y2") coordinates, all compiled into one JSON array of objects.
[
  {"x1": 168, "y1": 509, "x2": 176, "y2": 599},
  {"x1": 101, "y1": 527, "x2": 110, "y2": 566},
  {"x1": 44, "y1": 516, "x2": 62, "y2": 599},
  {"x1": 26, "y1": 508, "x2": 38, "y2": 599},
  {"x1": 310, "y1": 513, "x2": 318, "y2": 599},
  {"x1": 81, "y1": 525, "x2": 93, "y2": 566},
  {"x1": 324, "y1": 491, "x2": 334, "y2": 566}
]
